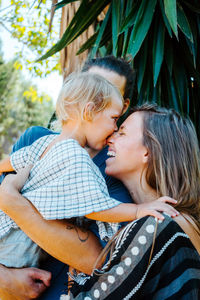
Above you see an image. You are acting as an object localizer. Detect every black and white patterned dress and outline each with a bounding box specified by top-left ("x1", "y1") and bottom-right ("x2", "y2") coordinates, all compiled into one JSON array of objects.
[{"x1": 70, "y1": 215, "x2": 200, "y2": 299}]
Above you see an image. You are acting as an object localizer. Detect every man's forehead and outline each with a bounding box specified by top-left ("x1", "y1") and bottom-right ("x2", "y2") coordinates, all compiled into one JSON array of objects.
[{"x1": 88, "y1": 67, "x2": 126, "y2": 97}]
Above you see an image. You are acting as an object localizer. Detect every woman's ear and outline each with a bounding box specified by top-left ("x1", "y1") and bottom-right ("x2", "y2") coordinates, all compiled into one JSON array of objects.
[
  {"x1": 122, "y1": 98, "x2": 130, "y2": 115},
  {"x1": 83, "y1": 102, "x2": 95, "y2": 121},
  {"x1": 143, "y1": 148, "x2": 149, "y2": 164}
]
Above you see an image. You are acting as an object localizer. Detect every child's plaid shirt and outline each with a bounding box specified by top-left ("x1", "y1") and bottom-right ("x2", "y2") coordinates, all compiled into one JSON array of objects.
[{"x1": 0, "y1": 135, "x2": 120, "y2": 240}]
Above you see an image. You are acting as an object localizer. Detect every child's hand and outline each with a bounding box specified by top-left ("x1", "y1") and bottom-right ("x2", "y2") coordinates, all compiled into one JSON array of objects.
[{"x1": 136, "y1": 196, "x2": 179, "y2": 220}]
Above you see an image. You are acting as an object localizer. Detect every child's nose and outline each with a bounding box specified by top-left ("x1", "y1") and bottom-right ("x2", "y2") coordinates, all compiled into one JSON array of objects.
[{"x1": 114, "y1": 123, "x2": 118, "y2": 131}]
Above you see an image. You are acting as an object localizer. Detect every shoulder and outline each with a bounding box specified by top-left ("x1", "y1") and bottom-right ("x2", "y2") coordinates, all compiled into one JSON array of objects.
[
  {"x1": 114, "y1": 215, "x2": 198, "y2": 278},
  {"x1": 12, "y1": 126, "x2": 58, "y2": 152},
  {"x1": 56, "y1": 139, "x2": 92, "y2": 167},
  {"x1": 60, "y1": 139, "x2": 89, "y2": 159},
  {"x1": 127, "y1": 215, "x2": 197, "y2": 261},
  {"x1": 119, "y1": 215, "x2": 190, "y2": 253},
  {"x1": 22, "y1": 126, "x2": 57, "y2": 145}
]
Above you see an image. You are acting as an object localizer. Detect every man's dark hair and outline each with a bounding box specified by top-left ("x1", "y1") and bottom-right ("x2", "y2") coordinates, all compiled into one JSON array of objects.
[{"x1": 82, "y1": 56, "x2": 135, "y2": 101}]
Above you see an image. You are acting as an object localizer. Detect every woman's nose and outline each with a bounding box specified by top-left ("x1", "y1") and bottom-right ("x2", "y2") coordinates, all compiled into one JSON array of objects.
[{"x1": 107, "y1": 132, "x2": 117, "y2": 144}]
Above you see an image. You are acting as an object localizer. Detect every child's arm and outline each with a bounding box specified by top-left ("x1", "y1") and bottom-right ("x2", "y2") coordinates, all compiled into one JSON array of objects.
[
  {"x1": 86, "y1": 197, "x2": 179, "y2": 222},
  {"x1": 0, "y1": 157, "x2": 14, "y2": 176}
]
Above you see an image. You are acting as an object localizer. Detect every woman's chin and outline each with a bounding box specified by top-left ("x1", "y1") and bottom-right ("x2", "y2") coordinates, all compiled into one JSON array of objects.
[
  {"x1": 105, "y1": 167, "x2": 112, "y2": 176},
  {"x1": 105, "y1": 161, "x2": 116, "y2": 176}
]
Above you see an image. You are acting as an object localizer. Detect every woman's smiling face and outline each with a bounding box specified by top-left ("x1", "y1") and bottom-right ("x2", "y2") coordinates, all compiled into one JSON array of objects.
[{"x1": 106, "y1": 112, "x2": 148, "y2": 181}]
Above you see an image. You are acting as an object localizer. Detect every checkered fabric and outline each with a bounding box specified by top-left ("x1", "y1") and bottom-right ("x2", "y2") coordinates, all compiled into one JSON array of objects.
[{"x1": 0, "y1": 135, "x2": 120, "y2": 240}]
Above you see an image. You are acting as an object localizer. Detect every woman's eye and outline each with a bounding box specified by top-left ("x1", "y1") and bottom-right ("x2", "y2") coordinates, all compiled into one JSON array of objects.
[{"x1": 119, "y1": 132, "x2": 125, "y2": 136}]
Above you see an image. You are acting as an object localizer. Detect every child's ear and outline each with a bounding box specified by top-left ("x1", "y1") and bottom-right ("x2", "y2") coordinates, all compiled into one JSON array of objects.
[
  {"x1": 83, "y1": 102, "x2": 95, "y2": 121},
  {"x1": 122, "y1": 98, "x2": 130, "y2": 115}
]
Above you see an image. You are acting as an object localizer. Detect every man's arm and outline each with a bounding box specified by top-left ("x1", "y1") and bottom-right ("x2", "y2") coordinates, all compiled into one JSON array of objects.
[
  {"x1": 0, "y1": 157, "x2": 14, "y2": 175},
  {"x1": 0, "y1": 127, "x2": 56, "y2": 300},
  {"x1": 0, "y1": 169, "x2": 102, "y2": 275},
  {"x1": 0, "y1": 265, "x2": 51, "y2": 300}
]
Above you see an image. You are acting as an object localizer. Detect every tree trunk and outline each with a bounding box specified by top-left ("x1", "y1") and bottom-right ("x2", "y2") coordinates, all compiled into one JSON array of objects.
[{"x1": 60, "y1": 2, "x2": 95, "y2": 79}]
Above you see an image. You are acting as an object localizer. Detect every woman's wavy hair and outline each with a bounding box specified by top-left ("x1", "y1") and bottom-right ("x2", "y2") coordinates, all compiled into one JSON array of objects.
[{"x1": 134, "y1": 103, "x2": 200, "y2": 227}]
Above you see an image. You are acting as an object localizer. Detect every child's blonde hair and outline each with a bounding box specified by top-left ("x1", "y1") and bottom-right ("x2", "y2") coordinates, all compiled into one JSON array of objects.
[{"x1": 56, "y1": 72, "x2": 123, "y2": 125}]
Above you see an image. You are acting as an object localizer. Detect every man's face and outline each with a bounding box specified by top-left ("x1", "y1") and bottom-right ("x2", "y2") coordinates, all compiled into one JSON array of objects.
[{"x1": 88, "y1": 67, "x2": 130, "y2": 114}]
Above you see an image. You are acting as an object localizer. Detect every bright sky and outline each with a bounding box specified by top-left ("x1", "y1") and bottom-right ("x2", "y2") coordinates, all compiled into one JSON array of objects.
[{"x1": 0, "y1": 2, "x2": 63, "y2": 104}]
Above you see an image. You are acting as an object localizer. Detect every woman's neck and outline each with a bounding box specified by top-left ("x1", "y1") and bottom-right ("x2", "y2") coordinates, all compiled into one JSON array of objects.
[{"x1": 122, "y1": 173, "x2": 158, "y2": 204}]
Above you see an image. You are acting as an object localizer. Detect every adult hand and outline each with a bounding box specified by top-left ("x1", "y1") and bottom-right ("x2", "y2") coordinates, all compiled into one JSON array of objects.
[{"x1": 0, "y1": 266, "x2": 51, "y2": 300}]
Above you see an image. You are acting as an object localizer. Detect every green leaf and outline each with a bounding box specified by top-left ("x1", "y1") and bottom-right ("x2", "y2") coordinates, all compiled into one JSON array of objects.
[
  {"x1": 164, "y1": 0, "x2": 178, "y2": 38},
  {"x1": 127, "y1": 0, "x2": 157, "y2": 59},
  {"x1": 120, "y1": 2, "x2": 140, "y2": 33},
  {"x1": 159, "y1": 0, "x2": 172, "y2": 37},
  {"x1": 168, "y1": 74, "x2": 179, "y2": 111},
  {"x1": 173, "y1": 61, "x2": 186, "y2": 112},
  {"x1": 138, "y1": 65, "x2": 152, "y2": 103},
  {"x1": 112, "y1": 0, "x2": 121, "y2": 56},
  {"x1": 121, "y1": 29, "x2": 129, "y2": 57},
  {"x1": 125, "y1": 0, "x2": 134, "y2": 16},
  {"x1": 90, "y1": 5, "x2": 111, "y2": 58},
  {"x1": 99, "y1": 30, "x2": 112, "y2": 48},
  {"x1": 121, "y1": 0, "x2": 134, "y2": 57},
  {"x1": 37, "y1": 0, "x2": 111, "y2": 61},
  {"x1": 98, "y1": 46, "x2": 107, "y2": 57},
  {"x1": 55, "y1": 0, "x2": 79, "y2": 11},
  {"x1": 153, "y1": 19, "x2": 165, "y2": 86},
  {"x1": 182, "y1": 1, "x2": 200, "y2": 14},
  {"x1": 177, "y1": 3, "x2": 193, "y2": 42},
  {"x1": 165, "y1": 38, "x2": 173, "y2": 76},
  {"x1": 185, "y1": 37, "x2": 196, "y2": 68},
  {"x1": 153, "y1": 76, "x2": 162, "y2": 104},
  {"x1": 137, "y1": 37, "x2": 148, "y2": 93},
  {"x1": 183, "y1": 15, "x2": 198, "y2": 68},
  {"x1": 76, "y1": 31, "x2": 98, "y2": 55}
]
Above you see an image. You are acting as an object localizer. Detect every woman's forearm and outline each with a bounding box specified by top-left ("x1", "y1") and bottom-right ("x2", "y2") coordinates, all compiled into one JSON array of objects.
[{"x1": 0, "y1": 184, "x2": 102, "y2": 274}]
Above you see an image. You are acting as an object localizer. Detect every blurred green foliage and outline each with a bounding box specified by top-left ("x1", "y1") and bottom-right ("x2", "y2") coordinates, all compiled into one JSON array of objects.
[
  {"x1": 0, "y1": 43, "x2": 54, "y2": 159},
  {"x1": 0, "y1": 0, "x2": 61, "y2": 77}
]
